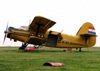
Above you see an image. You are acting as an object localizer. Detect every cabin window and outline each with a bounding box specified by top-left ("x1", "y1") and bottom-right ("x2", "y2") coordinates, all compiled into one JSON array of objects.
[
  {"x1": 62, "y1": 41, "x2": 64, "y2": 43},
  {"x1": 65, "y1": 41, "x2": 69, "y2": 44}
]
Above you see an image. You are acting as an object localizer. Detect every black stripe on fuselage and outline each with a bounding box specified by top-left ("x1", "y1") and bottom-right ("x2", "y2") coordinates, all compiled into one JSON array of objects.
[
  {"x1": 58, "y1": 41, "x2": 84, "y2": 46},
  {"x1": 8, "y1": 31, "x2": 30, "y2": 37}
]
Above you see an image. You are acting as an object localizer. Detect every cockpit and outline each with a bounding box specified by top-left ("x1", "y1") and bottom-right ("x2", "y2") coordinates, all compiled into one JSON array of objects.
[{"x1": 20, "y1": 26, "x2": 29, "y2": 31}]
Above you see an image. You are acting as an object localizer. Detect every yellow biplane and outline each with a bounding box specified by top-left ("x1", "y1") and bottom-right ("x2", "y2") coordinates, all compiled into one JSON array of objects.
[{"x1": 4, "y1": 16, "x2": 97, "y2": 51}]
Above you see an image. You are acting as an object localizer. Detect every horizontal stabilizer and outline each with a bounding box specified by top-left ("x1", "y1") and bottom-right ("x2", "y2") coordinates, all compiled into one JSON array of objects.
[{"x1": 80, "y1": 33, "x2": 97, "y2": 37}]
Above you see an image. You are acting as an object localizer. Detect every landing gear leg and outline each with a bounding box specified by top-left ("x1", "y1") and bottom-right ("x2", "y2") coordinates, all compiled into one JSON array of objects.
[
  {"x1": 79, "y1": 48, "x2": 81, "y2": 52},
  {"x1": 19, "y1": 43, "x2": 28, "y2": 50},
  {"x1": 76, "y1": 48, "x2": 78, "y2": 50}
]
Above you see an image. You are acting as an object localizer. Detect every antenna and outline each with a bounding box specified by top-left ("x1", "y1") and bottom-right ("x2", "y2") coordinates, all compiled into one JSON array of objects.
[
  {"x1": 29, "y1": 19, "x2": 31, "y2": 24},
  {"x1": 60, "y1": 30, "x2": 63, "y2": 33}
]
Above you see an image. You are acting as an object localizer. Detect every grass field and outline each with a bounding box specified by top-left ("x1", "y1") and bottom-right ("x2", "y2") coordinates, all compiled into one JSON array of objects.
[{"x1": 0, "y1": 47, "x2": 100, "y2": 71}]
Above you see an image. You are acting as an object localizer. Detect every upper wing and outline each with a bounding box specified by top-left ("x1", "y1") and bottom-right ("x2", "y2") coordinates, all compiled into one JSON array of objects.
[{"x1": 29, "y1": 16, "x2": 56, "y2": 34}]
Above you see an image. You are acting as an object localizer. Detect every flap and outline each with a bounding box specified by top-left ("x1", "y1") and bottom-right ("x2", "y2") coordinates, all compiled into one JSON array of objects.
[{"x1": 29, "y1": 16, "x2": 56, "y2": 33}]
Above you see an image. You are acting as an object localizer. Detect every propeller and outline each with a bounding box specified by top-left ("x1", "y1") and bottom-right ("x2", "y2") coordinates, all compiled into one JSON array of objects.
[{"x1": 3, "y1": 24, "x2": 8, "y2": 44}]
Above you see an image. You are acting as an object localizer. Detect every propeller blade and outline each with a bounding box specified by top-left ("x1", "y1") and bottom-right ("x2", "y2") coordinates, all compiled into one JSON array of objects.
[
  {"x1": 4, "y1": 23, "x2": 8, "y2": 33},
  {"x1": 3, "y1": 34, "x2": 6, "y2": 44},
  {"x1": 3, "y1": 23, "x2": 8, "y2": 44}
]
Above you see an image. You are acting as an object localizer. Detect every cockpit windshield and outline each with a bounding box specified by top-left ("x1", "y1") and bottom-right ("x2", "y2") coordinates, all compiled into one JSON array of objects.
[{"x1": 20, "y1": 26, "x2": 29, "y2": 31}]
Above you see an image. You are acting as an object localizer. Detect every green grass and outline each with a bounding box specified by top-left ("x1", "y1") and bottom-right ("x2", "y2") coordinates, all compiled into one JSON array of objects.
[{"x1": 0, "y1": 47, "x2": 100, "y2": 71}]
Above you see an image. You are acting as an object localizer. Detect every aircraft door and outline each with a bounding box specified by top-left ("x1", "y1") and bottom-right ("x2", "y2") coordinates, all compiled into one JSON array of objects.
[{"x1": 46, "y1": 34, "x2": 58, "y2": 47}]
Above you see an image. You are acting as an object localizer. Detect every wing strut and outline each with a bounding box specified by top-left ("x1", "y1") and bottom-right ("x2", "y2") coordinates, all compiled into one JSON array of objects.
[
  {"x1": 35, "y1": 23, "x2": 44, "y2": 36},
  {"x1": 43, "y1": 21, "x2": 51, "y2": 29}
]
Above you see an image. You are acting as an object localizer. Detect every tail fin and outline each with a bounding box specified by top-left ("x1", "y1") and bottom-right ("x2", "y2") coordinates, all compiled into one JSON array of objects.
[{"x1": 76, "y1": 22, "x2": 96, "y2": 46}]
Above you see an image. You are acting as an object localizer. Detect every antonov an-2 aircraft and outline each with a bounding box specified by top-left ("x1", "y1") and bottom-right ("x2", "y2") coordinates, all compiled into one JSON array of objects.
[{"x1": 3, "y1": 16, "x2": 96, "y2": 51}]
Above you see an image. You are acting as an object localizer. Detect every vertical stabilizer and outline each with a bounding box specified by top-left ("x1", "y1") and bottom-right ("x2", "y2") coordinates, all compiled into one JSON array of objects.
[
  {"x1": 76, "y1": 22, "x2": 96, "y2": 36},
  {"x1": 76, "y1": 22, "x2": 96, "y2": 46}
]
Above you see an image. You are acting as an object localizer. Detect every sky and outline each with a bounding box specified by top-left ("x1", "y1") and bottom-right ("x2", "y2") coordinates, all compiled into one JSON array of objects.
[{"x1": 0, "y1": 0, "x2": 100, "y2": 46}]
